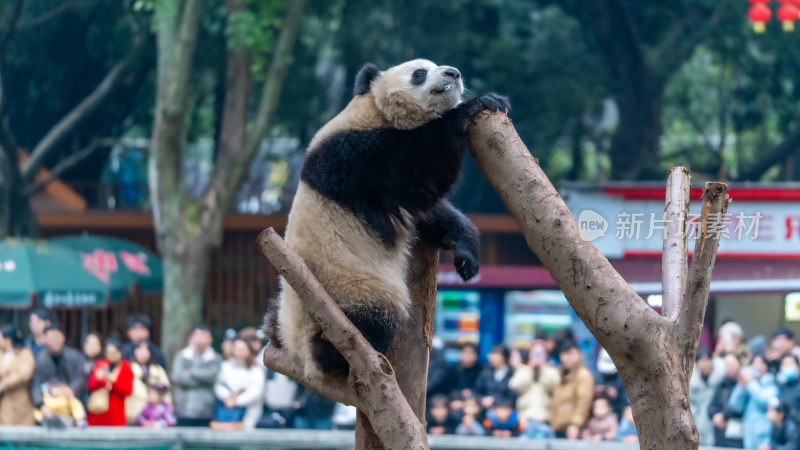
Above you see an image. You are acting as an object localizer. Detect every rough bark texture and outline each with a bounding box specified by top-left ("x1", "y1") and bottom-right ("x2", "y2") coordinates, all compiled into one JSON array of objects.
[
  {"x1": 466, "y1": 111, "x2": 729, "y2": 450},
  {"x1": 680, "y1": 182, "x2": 731, "y2": 372},
  {"x1": 161, "y1": 250, "x2": 209, "y2": 360},
  {"x1": 149, "y1": 0, "x2": 206, "y2": 363},
  {"x1": 257, "y1": 229, "x2": 429, "y2": 450}
]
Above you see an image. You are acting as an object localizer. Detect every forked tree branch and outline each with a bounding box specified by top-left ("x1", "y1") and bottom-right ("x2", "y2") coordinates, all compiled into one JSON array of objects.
[
  {"x1": 256, "y1": 228, "x2": 428, "y2": 450},
  {"x1": 466, "y1": 111, "x2": 723, "y2": 449},
  {"x1": 662, "y1": 166, "x2": 690, "y2": 320}
]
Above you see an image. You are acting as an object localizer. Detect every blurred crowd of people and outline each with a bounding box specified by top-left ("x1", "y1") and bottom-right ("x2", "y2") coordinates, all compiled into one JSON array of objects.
[
  {"x1": 2, "y1": 308, "x2": 800, "y2": 450},
  {"x1": 424, "y1": 333, "x2": 637, "y2": 443},
  {"x1": 0, "y1": 309, "x2": 348, "y2": 431},
  {"x1": 689, "y1": 322, "x2": 800, "y2": 450}
]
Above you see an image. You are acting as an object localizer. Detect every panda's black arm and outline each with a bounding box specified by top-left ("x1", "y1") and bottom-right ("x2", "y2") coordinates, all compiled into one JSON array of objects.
[{"x1": 417, "y1": 200, "x2": 480, "y2": 281}]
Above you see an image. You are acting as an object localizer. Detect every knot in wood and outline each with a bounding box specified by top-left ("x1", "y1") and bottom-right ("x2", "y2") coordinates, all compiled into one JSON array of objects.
[{"x1": 487, "y1": 131, "x2": 506, "y2": 158}]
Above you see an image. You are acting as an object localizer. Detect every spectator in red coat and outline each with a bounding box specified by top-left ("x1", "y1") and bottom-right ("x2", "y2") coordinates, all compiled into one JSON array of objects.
[{"x1": 86, "y1": 338, "x2": 134, "y2": 426}]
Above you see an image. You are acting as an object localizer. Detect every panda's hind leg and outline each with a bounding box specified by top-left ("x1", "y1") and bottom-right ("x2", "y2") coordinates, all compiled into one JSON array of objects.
[{"x1": 311, "y1": 304, "x2": 399, "y2": 376}]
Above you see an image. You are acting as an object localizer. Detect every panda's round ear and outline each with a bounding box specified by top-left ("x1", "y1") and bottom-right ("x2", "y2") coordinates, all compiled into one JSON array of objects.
[{"x1": 354, "y1": 63, "x2": 381, "y2": 96}]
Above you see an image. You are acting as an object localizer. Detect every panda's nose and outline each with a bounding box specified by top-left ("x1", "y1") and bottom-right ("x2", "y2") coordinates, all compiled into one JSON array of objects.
[{"x1": 443, "y1": 68, "x2": 461, "y2": 80}]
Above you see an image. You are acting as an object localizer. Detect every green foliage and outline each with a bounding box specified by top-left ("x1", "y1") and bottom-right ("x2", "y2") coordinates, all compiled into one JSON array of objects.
[
  {"x1": 663, "y1": 19, "x2": 800, "y2": 181},
  {"x1": 220, "y1": 0, "x2": 286, "y2": 78}
]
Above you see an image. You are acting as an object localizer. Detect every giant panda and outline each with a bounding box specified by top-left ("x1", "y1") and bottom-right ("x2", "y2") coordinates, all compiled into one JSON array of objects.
[{"x1": 264, "y1": 58, "x2": 509, "y2": 378}]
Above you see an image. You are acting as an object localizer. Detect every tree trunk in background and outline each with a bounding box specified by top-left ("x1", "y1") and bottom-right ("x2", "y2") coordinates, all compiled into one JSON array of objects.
[
  {"x1": 151, "y1": 0, "x2": 306, "y2": 363},
  {"x1": 161, "y1": 250, "x2": 209, "y2": 359},
  {"x1": 149, "y1": 0, "x2": 207, "y2": 363},
  {"x1": 610, "y1": 80, "x2": 664, "y2": 180},
  {"x1": 355, "y1": 245, "x2": 439, "y2": 449}
]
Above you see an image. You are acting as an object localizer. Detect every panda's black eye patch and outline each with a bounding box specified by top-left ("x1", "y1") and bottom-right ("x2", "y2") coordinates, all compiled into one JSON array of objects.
[{"x1": 411, "y1": 69, "x2": 427, "y2": 86}]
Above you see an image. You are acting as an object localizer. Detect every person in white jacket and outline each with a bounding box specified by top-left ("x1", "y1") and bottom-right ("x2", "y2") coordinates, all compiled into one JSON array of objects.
[{"x1": 213, "y1": 338, "x2": 265, "y2": 429}]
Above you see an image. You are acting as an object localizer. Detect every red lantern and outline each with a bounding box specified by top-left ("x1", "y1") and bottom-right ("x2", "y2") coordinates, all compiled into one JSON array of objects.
[
  {"x1": 778, "y1": 0, "x2": 799, "y2": 31},
  {"x1": 749, "y1": 0, "x2": 772, "y2": 33}
]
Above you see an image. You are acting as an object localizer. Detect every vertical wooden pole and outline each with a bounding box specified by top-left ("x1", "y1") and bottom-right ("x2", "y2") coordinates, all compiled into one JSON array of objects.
[{"x1": 355, "y1": 244, "x2": 439, "y2": 449}]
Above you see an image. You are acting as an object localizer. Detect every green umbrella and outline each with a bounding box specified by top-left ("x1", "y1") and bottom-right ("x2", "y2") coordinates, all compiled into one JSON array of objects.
[
  {"x1": 0, "y1": 239, "x2": 130, "y2": 308},
  {"x1": 50, "y1": 234, "x2": 163, "y2": 293}
]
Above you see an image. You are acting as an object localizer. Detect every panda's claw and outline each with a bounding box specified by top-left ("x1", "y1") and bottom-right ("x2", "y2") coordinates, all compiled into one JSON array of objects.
[
  {"x1": 454, "y1": 252, "x2": 479, "y2": 282},
  {"x1": 479, "y1": 93, "x2": 510, "y2": 114},
  {"x1": 462, "y1": 93, "x2": 510, "y2": 120}
]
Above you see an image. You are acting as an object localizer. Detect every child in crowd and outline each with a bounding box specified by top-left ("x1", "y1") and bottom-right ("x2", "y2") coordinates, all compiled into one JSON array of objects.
[
  {"x1": 137, "y1": 383, "x2": 176, "y2": 428},
  {"x1": 768, "y1": 399, "x2": 799, "y2": 450},
  {"x1": 617, "y1": 406, "x2": 638, "y2": 444},
  {"x1": 34, "y1": 381, "x2": 86, "y2": 428},
  {"x1": 455, "y1": 396, "x2": 485, "y2": 436},
  {"x1": 581, "y1": 397, "x2": 618, "y2": 441},
  {"x1": 448, "y1": 391, "x2": 465, "y2": 424},
  {"x1": 483, "y1": 399, "x2": 524, "y2": 438},
  {"x1": 427, "y1": 395, "x2": 456, "y2": 435}
]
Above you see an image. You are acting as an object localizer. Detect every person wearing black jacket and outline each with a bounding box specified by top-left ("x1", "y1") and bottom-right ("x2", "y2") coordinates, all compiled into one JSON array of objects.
[
  {"x1": 594, "y1": 348, "x2": 629, "y2": 418},
  {"x1": 777, "y1": 355, "x2": 800, "y2": 427},
  {"x1": 292, "y1": 385, "x2": 335, "y2": 429},
  {"x1": 426, "y1": 395, "x2": 457, "y2": 435},
  {"x1": 707, "y1": 353, "x2": 744, "y2": 448},
  {"x1": 30, "y1": 326, "x2": 86, "y2": 410},
  {"x1": 473, "y1": 345, "x2": 516, "y2": 409},
  {"x1": 768, "y1": 400, "x2": 800, "y2": 450},
  {"x1": 121, "y1": 315, "x2": 166, "y2": 369},
  {"x1": 444, "y1": 342, "x2": 483, "y2": 398}
]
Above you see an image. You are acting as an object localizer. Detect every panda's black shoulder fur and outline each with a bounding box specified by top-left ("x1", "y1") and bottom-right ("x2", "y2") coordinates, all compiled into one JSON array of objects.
[
  {"x1": 301, "y1": 93, "x2": 510, "y2": 247},
  {"x1": 353, "y1": 63, "x2": 381, "y2": 96}
]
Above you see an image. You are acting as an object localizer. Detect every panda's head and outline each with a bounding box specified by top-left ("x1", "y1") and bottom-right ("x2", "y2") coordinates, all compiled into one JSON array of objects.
[{"x1": 354, "y1": 59, "x2": 464, "y2": 130}]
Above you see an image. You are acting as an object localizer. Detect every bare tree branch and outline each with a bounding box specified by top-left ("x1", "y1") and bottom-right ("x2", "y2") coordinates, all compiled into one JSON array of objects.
[
  {"x1": 261, "y1": 344, "x2": 352, "y2": 405},
  {"x1": 256, "y1": 228, "x2": 429, "y2": 450},
  {"x1": 16, "y1": 0, "x2": 85, "y2": 31},
  {"x1": 20, "y1": 26, "x2": 146, "y2": 182},
  {"x1": 648, "y1": 3, "x2": 731, "y2": 79},
  {"x1": 679, "y1": 182, "x2": 730, "y2": 377},
  {"x1": 467, "y1": 111, "x2": 660, "y2": 349},
  {"x1": 23, "y1": 137, "x2": 116, "y2": 196},
  {"x1": 662, "y1": 167, "x2": 690, "y2": 320},
  {"x1": 740, "y1": 129, "x2": 800, "y2": 180}
]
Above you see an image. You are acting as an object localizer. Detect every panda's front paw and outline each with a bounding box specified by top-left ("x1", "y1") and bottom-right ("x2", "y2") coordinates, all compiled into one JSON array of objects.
[
  {"x1": 477, "y1": 93, "x2": 510, "y2": 114},
  {"x1": 454, "y1": 251, "x2": 479, "y2": 282}
]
